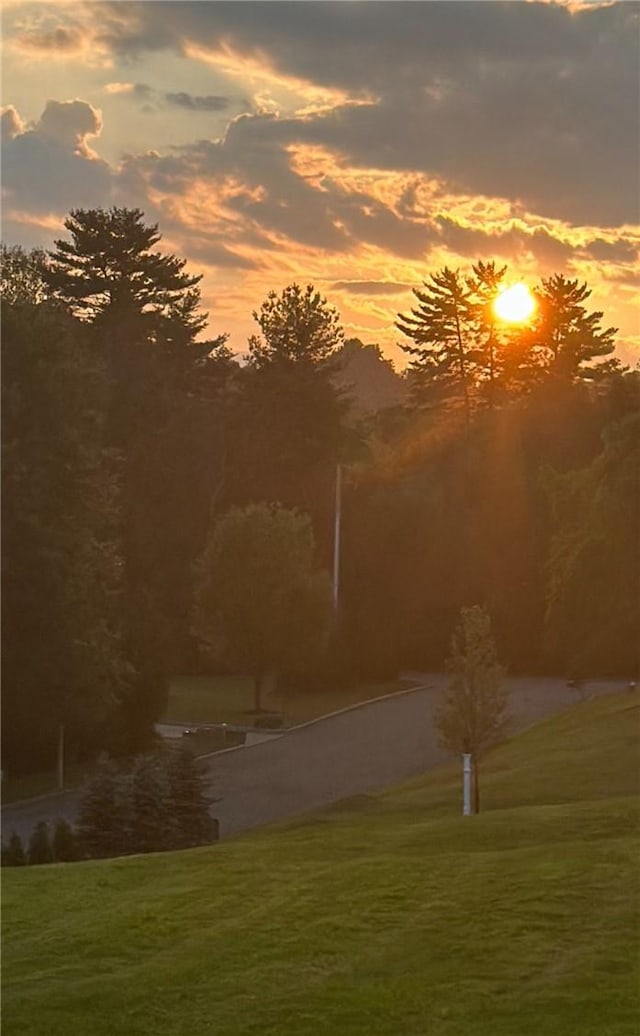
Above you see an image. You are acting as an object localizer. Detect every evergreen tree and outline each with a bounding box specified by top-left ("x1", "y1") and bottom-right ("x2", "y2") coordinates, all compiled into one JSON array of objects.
[
  {"x1": 532, "y1": 274, "x2": 619, "y2": 383},
  {"x1": 128, "y1": 753, "x2": 173, "y2": 854},
  {"x1": 44, "y1": 207, "x2": 206, "y2": 344},
  {"x1": 42, "y1": 207, "x2": 229, "y2": 741},
  {"x1": 230, "y1": 284, "x2": 348, "y2": 556},
  {"x1": 436, "y1": 605, "x2": 507, "y2": 813},
  {"x1": 249, "y1": 283, "x2": 343, "y2": 368},
  {"x1": 397, "y1": 267, "x2": 475, "y2": 422},
  {"x1": 166, "y1": 746, "x2": 218, "y2": 849},
  {"x1": 52, "y1": 819, "x2": 81, "y2": 862},
  {"x1": 1, "y1": 297, "x2": 130, "y2": 775},
  {"x1": 465, "y1": 260, "x2": 519, "y2": 404},
  {"x1": 76, "y1": 756, "x2": 133, "y2": 858},
  {"x1": 28, "y1": 822, "x2": 54, "y2": 865},
  {"x1": 1, "y1": 832, "x2": 26, "y2": 867}
]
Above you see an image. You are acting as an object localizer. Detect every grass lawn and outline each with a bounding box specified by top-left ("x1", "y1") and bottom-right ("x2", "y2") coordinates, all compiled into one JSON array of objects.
[
  {"x1": 163, "y1": 674, "x2": 408, "y2": 726},
  {"x1": 1, "y1": 763, "x2": 93, "y2": 805},
  {"x1": 2, "y1": 692, "x2": 639, "y2": 1036}
]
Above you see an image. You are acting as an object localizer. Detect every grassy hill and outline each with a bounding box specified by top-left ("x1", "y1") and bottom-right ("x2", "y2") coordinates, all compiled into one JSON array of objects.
[{"x1": 2, "y1": 692, "x2": 639, "y2": 1036}]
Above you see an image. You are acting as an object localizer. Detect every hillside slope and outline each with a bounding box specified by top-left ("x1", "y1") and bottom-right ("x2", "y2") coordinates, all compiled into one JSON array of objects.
[{"x1": 2, "y1": 692, "x2": 639, "y2": 1036}]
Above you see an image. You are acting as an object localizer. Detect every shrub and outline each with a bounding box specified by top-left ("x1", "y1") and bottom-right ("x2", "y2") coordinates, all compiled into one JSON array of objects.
[
  {"x1": 76, "y1": 747, "x2": 218, "y2": 859},
  {"x1": 1, "y1": 831, "x2": 26, "y2": 866},
  {"x1": 52, "y1": 818, "x2": 81, "y2": 862},
  {"x1": 28, "y1": 821, "x2": 53, "y2": 865},
  {"x1": 76, "y1": 755, "x2": 133, "y2": 858}
]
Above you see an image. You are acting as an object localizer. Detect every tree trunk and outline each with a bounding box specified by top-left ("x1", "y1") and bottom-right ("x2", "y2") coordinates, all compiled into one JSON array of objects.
[
  {"x1": 253, "y1": 670, "x2": 277, "y2": 713},
  {"x1": 472, "y1": 756, "x2": 480, "y2": 814}
]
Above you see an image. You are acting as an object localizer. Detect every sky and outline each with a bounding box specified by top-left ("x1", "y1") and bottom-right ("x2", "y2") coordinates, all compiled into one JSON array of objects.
[{"x1": 2, "y1": 0, "x2": 639, "y2": 367}]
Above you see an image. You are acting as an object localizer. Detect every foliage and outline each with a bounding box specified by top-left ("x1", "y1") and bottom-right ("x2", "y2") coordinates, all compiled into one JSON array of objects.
[
  {"x1": 76, "y1": 756, "x2": 133, "y2": 859},
  {"x1": 52, "y1": 819, "x2": 81, "y2": 863},
  {"x1": 194, "y1": 503, "x2": 333, "y2": 710},
  {"x1": 397, "y1": 266, "x2": 475, "y2": 419},
  {"x1": 0, "y1": 244, "x2": 49, "y2": 306},
  {"x1": 164, "y1": 746, "x2": 219, "y2": 849},
  {"x1": 436, "y1": 605, "x2": 507, "y2": 812},
  {"x1": 76, "y1": 749, "x2": 217, "y2": 859},
  {"x1": 1, "y1": 297, "x2": 131, "y2": 774},
  {"x1": 228, "y1": 284, "x2": 350, "y2": 565},
  {"x1": 543, "y1": 411, "x2": 640, "y2": 677},
  {"x1": 398, "y1": 263, "x2": 623, "y2": 419},
  {"x1": 249, "y1": 283, "x2": 343, "y2": 368},
  {"x1": 1, "y1": 832, "x2": 26, "y2": 867},
  {"x1": 44, "y1": 207, "x2": 206, "y2": 344},
  {"x1": 27, "y1": 822, "x2": 54, "y2": 865},
  {"x1": 44, "y1": 209, "x2": 229, "y2": 746},
  {"x1": 531, "y1": 274, "x2": 619, "y2": 383}
]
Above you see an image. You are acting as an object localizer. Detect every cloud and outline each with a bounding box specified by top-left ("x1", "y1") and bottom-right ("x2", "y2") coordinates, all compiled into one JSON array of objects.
[
  {"x1": 331, "y1": 281, "x2": 413, "y2": 296},
  {"x1": 165, "y1": 92, "x2": 233, "y2": 112},
  {"x1": 81, "y1": 0, "x2": 638, "y2": 228},
  {"x1": 16, "y1": 24, "x2": 85, "y2": 53},
  {"x1": 582, "y1": 237, "x2": 639, "y2": 265},
  {"x1": 1, "y1": 105, "x2": 25, "y2": 140},
  {"x1": 105, "y1": 81, "x2": 152, "y2": 98},
  {"x1": 104, "y1": 81, "x2": 238, "y2": 114},
  {"x1": 2, "y1": 100, "x2": 112, "y2": 214}
]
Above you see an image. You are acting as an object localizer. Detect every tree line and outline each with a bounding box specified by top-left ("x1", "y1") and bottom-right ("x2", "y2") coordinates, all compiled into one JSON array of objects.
[{"x1": 2, "y1": 207, "x2": 638, "y2": 777}]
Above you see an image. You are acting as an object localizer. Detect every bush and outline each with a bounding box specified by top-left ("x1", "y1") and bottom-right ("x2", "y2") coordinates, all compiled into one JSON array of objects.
[
  {"x1": 52, "y1": 818, "x2": 81, "y2": 862},
  {"x1": 77, "y1": 747, "x2": 218, "y2": 859},
  {"x1": 28, "y1": 821, "x2": 53, "y2": 865},
  {"x1": 1, "y1": 831, "x2": 26, "y2": 866},
  {"x1": 76, "y1": 755, "x2": 133, "y2": 858},
  {"x1": 165, "y1": 746, "x2": 218, "y2": 849}
]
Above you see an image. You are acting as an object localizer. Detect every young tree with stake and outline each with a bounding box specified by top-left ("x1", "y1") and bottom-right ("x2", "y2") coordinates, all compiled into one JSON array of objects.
[{"x1": 436, "y1": 605, "x2": 508, "y2": 814}]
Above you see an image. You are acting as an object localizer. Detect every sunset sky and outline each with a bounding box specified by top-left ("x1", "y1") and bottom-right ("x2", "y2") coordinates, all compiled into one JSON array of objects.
[{"x1": 2, "y1": 0, "x2": 639, "y2": 366}]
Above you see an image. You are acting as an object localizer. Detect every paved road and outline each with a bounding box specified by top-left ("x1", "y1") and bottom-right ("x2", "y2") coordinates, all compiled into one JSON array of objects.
[{"x1": 1, "y1": 675, "x2": 627, "y2": 843}]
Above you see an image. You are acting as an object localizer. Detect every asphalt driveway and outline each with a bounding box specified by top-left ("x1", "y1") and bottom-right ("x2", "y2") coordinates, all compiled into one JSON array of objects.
[{"x1": 1, "y1": 675, "x2": 627, "y2": 844}]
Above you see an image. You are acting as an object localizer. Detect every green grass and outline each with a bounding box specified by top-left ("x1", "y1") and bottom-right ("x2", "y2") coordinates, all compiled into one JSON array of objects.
[
  {"x1": 2, "y1": 763, "x2": 93, "y2": 805},
  {"x1": 163, "y1": 674, "x2": 407, "y2": 726},
  {"x1": 3, "y1": 692, "x2": 639, "y2": 1036}
]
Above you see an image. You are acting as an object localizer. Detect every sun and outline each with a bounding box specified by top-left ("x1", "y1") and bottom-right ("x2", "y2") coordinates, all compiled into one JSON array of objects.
[{"x1": 493, "y1": 283, "x2": 536, "y2": 324}]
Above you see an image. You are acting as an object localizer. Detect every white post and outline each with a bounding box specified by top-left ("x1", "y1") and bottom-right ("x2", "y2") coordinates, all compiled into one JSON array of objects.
[
  {"x1": 332, "y1": 463, "x2": 342, "y2": 611},
  {"x1": 462, "y1": 753, "x2": 472, "y2": 816}
]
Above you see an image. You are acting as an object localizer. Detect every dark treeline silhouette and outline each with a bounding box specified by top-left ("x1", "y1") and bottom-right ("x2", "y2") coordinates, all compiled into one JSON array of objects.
[{"x1": 1, "y1": 209, "x2": 638, "y2": 776}]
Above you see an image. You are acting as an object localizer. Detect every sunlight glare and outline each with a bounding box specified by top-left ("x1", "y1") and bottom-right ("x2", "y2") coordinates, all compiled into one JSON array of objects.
[{"x1": 493, "y1": 283, "x2": 536, "y2": 324}]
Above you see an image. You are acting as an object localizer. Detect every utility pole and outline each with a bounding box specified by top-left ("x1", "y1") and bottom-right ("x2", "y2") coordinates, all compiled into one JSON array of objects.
[{"x1": 332, "y1": 463, "x2": 342, "y2": 611}]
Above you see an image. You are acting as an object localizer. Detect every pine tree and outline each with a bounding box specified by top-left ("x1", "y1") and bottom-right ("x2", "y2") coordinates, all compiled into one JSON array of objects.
[
  {"x1": 249, "y1": 283, "x2": 343, "y2": 368},
  {"x1": 129, "y1": 753, "x2": 173, "y2": 854},
  {"x1": 166, "y1": 746, "x2": 218, "y2": 849},
  {"x1": 231, "y1": 283, "x2": 348, "y2": 545},
  {"x1": 1, "y1": 832, "x2": 26, "y2": 866},
  {"x1": 465, "y1": 260, "x2": 513, "y2": 404},
  {"x1": 77, "y1": 756, "x2": 133, "y2": 858},
  {"x1": 532, "y1": 274, "x2": 619, "y2": 383},
  {"x1": 28, "y1": 822, "x2": 54, "y2": 865},
  {"x1": 52, "y1": 819, "x2": 81, "y2": 862},
  {"x1": 397, "y1": 267, "x2": 475, "y2": 423},
  {"x1": 44, "y1": 207, "x2": 206, "y2": 344}
]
